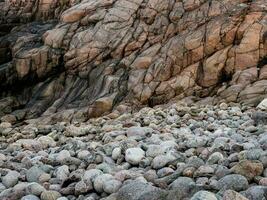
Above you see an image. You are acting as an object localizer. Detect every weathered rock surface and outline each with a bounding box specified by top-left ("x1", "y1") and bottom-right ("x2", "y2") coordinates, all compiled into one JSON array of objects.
[{"x1": 0, "y1": 0, "x2": 267, "y2": 122}]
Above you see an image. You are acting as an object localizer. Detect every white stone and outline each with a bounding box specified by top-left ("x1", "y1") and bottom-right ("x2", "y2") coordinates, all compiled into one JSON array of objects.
[
  {"x1": 21, "y1": 194, "x2": 40, "y2": 200},
  {"x1": 93, "y1": 174, "x2": 113, "y2": 193},
  {"x1": 112, "y1": 147, "x2": 122, "y2": 160},
  {"x1": 152, "y1": 154, "x2": 176, "y2": 169},
  {"x1": 37, "y1": 136, "x2": 56, "y2": 148},
  {"x1": 77, "y1": 150, "x2": 91, "y2": 160},
  {"x1": 55, "y1": 165, "x2": 69, "y2": 181},
  {"x1": 125, "y1": 148, "x2": 145, "y2": 165},
  {"x1": 257, "y1": 99, "x2": 267, "y2": 110},
  {"x1": 57, "y1": 150, "x2": 71, "y2": 162},
  {"x1": 83, "y1": 169, "x2": 103, "y2": 184}
]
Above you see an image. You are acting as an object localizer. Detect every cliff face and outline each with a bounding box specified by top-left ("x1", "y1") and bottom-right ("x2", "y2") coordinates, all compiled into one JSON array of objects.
[{"x1": 0, "y1": 0, "x2": 267, "y2": 122}]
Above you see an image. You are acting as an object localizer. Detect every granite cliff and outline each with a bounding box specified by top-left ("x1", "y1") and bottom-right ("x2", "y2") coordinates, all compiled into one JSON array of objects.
[{"x1": 0, "y1": 0, "x2": 267, "y2": 123}]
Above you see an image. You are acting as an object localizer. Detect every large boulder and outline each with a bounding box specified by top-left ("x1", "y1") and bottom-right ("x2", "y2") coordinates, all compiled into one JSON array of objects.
[{"x1": 0, "y1": 0, "x2": 267, "y2": 122}]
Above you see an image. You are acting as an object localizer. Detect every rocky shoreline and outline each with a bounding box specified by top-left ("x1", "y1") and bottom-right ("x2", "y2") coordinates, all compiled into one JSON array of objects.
[
  {"x1": 0, "y1": 99, "x2": 267, "y2": 200},
  {"x1": 1, "y1": 0, "x2": 267, "y2": 199}
]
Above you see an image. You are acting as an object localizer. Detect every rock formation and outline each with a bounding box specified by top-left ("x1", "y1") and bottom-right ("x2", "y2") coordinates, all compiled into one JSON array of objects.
[{"x1": 0, "y1": 0, "x2": 267, "y2": 122}]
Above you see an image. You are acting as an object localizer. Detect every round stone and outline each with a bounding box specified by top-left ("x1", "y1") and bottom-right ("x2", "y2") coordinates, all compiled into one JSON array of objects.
[
  {"x1": 57, "y1": 198, "x2": 68, "y2": 200},
  {"x1": 0, "y1": 122, "x2": 11, "y2": 129},
  {"x1": 187, "y1": 156, "x2": 205, "y2": 168},
  {"x1": 215, "y1": 165, "x2": 231, "y2": 179},
  {"x1": 117, "y1": 180, "x2": 167, "y2": 200},
  {"x1": 26, "y1": 183, "x2": 45, "y2": 196},
  {"x1": 146, "y1": 145, "x2": 164, "y2": 158},
  {"x1": 242, "y1": 186, "x2": 267, "y2": 200},
  {"x1": 191, "y1": 191, "x2": 218, "y2": 200},
  {"x1": 125, "y1": 148, "x2": 145, "y2": 165},
  {"x1": 216, "y1": 174, "x2": 249, "y2": 192},
  {"x1": 83, "y1": 169, "x2": 103, "y2": 184},
  {"x1": 77, "y1": 150, "x2": 91, "y2": 160},
  {"x1": 39, "y1": 173, "x2": 51, "y2": 183},
  {"x1": 57, "y1": 197, "x2": 68, "y2": 200},
  {"x1": 219, "y1": 103, "x2": 228, "y2": 110},
  {"x1": 93, "y1": 174, "x2": 114, "y2": 193},
  {"x1": 112, "y1": 147, "x2": 122, "y2": 160},
  {"x1": 21, "y1": 194, "x2": 40, "y2": 200},
  {"x1": 0, "y1": 153, "x2": 6, "y2": 162},
  {"x1": 223, "y1": 190, "x2": 248, "y2": 200},
  {"x1": 196, "y1": 177, "x2": 209, "y2": 186},
  {"x1": 2, "y1": 171, "x2": 20, "y2": 188},
  {"x1": 186, "y1": 136, "x2": 208, "y2": 148},
  {"x1": 56, "y1": 150, "x2": 71, "y2": 162},
  {"x1": 144, "y1": 170, "x2": 158, "y2": 182},
  {"x1": 126, "y1": 127, "x2": 152, "y2": 139},
  {"x1": 37, "y1": 136, "x2": 56, "y2": 148},
  {"x1": 244, "y1": 126, "x2": 258, "y2": 133},
  {"x1": 0, "y1": 183, "x2": 6, "y2": 193},
  {"x1": 157, "y1": 167, "x2": 174, "y2": 178},
  {"x1": 75, "y1": 180, "x2": 91, "y2": 195},
  {"x1": 103, "y1": 179, "x2": 122, "y2": 194},
  {"x1": 151, "y1": 154, "x2": 175, "y2": 169},
  {"x1": 194, "y1": 165, "x2": 214, "y2": 177},
  {"x1": 183, "y1": 167, "x2": 196, "y2": 177},
  {"x1": 238, "y1": 149, "x2": 264, "y2": 160},
  {"x1": 231, "y1": 160, "x2": 264, "y2": 181},
  {"x1": 40, "y1": 190, "x2": 61, "y2": 200},
  {"x1": 26, "y1": 166, "x2": 45, "y2": 183},
  {"x1": 169, "y1": 177, "x2": 195, "y2": 194},
  {"x1": 259, "y1": 178, "x2": 267, "y2": 186},
  {"x1": 207, "y1": 152, "x2": 224, "y2": 164},
  {"x1": 55, "y1": 165, "x2": 69, "y2": 181}
]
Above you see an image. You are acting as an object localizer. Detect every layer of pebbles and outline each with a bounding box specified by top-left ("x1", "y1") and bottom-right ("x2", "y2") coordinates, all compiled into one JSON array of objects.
[{"x1": 1, "y1": 100, "x2": 267, "y2": 200}]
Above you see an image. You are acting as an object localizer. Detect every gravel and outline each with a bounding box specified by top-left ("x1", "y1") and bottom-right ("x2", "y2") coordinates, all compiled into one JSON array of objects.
[{"x1": 0, "y1": 102, "x2": 267, "y2": 199}]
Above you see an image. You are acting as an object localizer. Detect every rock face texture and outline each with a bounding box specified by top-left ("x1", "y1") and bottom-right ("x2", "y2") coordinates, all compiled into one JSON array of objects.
[{"x1": 0, "y1": 0, "x2": 267, "y2": 122}]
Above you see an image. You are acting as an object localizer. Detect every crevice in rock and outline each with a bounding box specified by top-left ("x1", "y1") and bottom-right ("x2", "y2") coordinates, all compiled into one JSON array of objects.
[
  {"x1": 219, "y1": 68, "x2": 233, "y2": 83},
  {"x1": 258, "y1": 56, "x2": 267, "y2": 68}
]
